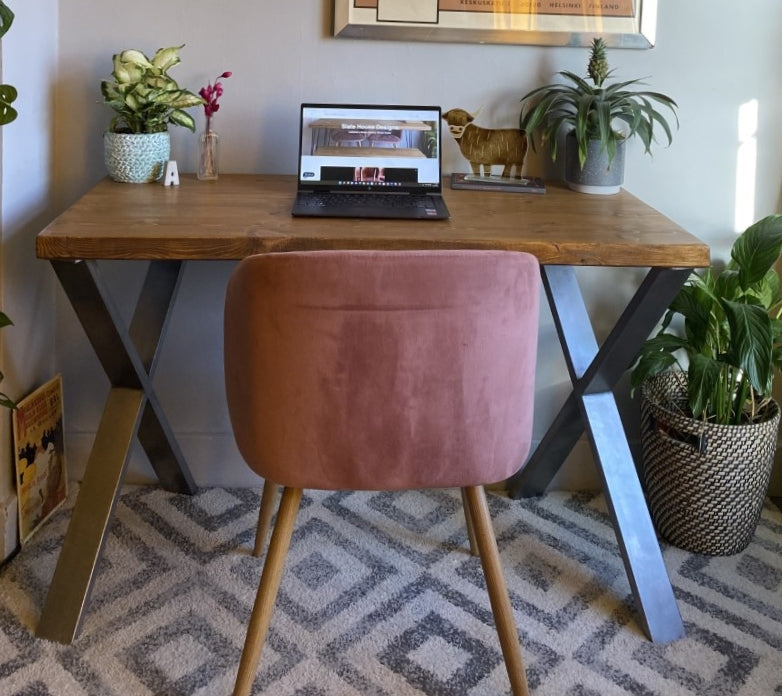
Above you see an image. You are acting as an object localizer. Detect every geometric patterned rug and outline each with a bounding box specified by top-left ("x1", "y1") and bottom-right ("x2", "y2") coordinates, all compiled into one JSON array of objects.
[{"x1": 0, "y1": 485, "x2": 780, "y2": 695}]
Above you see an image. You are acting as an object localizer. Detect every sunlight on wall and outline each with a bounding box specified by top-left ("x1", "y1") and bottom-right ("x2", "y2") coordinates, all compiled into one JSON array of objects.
[{"x1": 734, "y1": 99, "x2": 758, "y2": 232}]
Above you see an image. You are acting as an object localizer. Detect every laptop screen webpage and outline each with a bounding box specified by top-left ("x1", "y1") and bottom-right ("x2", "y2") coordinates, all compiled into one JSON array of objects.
[{"x1": 297, "y1": 104, "x2": 442, "y2": 194}]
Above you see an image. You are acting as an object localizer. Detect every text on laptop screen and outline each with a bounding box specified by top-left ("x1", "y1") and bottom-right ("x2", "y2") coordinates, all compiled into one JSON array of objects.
[{"x1": 298, "y1": 105, "x2": 441, "y2": 190}]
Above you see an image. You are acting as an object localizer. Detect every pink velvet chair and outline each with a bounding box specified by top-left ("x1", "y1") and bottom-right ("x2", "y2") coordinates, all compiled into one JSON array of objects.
[{"x1": 224, "y1": 249, "x2": 540, "y2": 696}]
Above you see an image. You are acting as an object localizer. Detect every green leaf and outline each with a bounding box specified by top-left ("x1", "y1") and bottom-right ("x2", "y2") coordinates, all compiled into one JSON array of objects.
[
  {"x1": 630, "y1": 350, "x2": 679, "y2": 393},
  {"x1": 670, "y1": 283, "x2": 713, "y2": 351},
  {"x1": 722, "y1": 299, "x2": 773, "y2": 395},
  {"x1": 124, "y1": 92, "x2": 142, "y2": 112},
  {"x1": 712, "y1": 268, "x2": 742, "y2": 303},
  {"x1": 0, "y1": 84, "x2": 17, "y2": 125},
  {"x1": 100, "y1": 80, "x2": 122, "y2": 102},
  {"x1": 118, "y1": 49, "x2": 153, "y2": 69},
  {"x1": 732, "y1": 215, "x2": 782, "y2": 288},
  {"x1": 687, "y1": 354, "x2": 722, "y2": 420},
  {"x1": 744, "y1": 268, "x2": 778, "y2": 309},
  {"x1": 112, "y1": 53, "x2": 145, "y2": 85},
  {"x1": 771, "y1": 316, "x2": 782, "y2": 364},
  {"x1": 0, "y1": 307, "x2": 14, "y2": 409},
  {"x1": 0, "y1": 2, "x2": 14, "y2": 41},
  {"x1": 168, "y1": 108, "x2": 196, "y2": 131},
  {"x1": 151, "y1": 45, "x2": 184, "y2": 71},
  {"x1": 167, "y1": 91, "x2": 204, "y2": 110},
  {"x1": 146, "y1": 75, "x2": 177, "y2": 91}
]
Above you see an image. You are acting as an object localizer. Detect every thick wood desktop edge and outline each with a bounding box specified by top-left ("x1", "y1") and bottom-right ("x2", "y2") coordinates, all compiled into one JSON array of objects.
[
  {"x1": 35, "y1": 174, "x2": 710, "y2": 269},
  {"x1": 36, "y1": 236, "x2": 710, "y2": 267}
]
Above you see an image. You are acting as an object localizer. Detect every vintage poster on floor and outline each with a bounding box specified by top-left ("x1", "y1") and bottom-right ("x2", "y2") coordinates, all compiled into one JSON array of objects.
[{"x1": 12, "y1": 375, "x2": 67, "y2": 544}]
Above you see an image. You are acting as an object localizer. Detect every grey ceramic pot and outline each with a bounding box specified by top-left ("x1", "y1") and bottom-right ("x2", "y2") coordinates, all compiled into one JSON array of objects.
[{"x1": 563, "y1": 133, "x2": 625, "y2": 194}]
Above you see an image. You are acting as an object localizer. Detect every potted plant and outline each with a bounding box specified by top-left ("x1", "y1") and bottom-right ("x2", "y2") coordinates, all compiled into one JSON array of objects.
[
  {"x1": 631, "y1": 214, "x2": 782, "y2": 554},
  {"x1": 100, "y1": 45, "x2": 203, "y2": 183},
  {"x1": 0, "y1": 1, "x2": 16, "y2": 127},
  {"x1": 0, "y1": 2, "x2": 15, "y2": 410},
  {"x1": 519, "y1": 37, "x2": 678, "y2": 194},
  {"x1": 0, "y1": 310, "x2": 14, "y2": 410}
]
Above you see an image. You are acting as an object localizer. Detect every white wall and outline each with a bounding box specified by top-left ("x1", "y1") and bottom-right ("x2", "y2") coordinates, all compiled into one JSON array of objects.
[
  {"x1": 42, "y1": 1, "x2": 782, "y2": 489},
  {"x1": 0, "y1": 0, "x2": 59, "y2": 560}
]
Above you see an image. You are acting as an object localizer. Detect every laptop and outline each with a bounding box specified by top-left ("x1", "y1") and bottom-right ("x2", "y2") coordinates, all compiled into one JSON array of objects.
[{"x1": 292, "y1": 103, "x2": 450, "y2": 220}]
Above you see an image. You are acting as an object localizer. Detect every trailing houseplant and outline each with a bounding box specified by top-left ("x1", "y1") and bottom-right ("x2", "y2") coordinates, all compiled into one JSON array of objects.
[
  {"x1": 0, "y1": 1, "x2": 16, "y2": 126},
  {"x1": 0, "y1": 2, "x2": 14, "y2": 409},
  {"x1": 630, "y1": 214, "x2": 782, "y2": 555},
  {"x1": 519, "y1": 37, "x2": 678, "y2": 192},
  {"x1": 100, "y1": 45, "x2": 203, "y2": 182}
]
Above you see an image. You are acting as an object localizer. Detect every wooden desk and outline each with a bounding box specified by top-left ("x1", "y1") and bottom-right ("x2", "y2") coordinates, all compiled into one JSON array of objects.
[{"x1": 36, "y1": 174, "x2": 709, "y2": 645}]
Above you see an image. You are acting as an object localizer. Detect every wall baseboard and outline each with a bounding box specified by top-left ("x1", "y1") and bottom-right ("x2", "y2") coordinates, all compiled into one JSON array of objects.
[{"x1": 1, "y1": 493, "x2": 19, "y2": 564}]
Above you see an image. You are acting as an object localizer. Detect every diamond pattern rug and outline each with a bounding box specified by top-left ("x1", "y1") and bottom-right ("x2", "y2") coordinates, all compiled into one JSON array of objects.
[{"x1": 1, "y1": 485, "x2": 781, "y2": 695}]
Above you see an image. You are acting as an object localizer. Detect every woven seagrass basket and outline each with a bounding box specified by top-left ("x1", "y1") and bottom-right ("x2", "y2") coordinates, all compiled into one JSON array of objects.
[{"x1": 639, "y1": 372, "x2": 780, "y2": 555}]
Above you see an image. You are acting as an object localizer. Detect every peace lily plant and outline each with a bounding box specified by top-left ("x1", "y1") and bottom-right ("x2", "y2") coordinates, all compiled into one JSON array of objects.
[
  {"x1": 631, "y1": 214, "x2": 782, "y2": 426},
  {"x1": 101, "y1": 45, "x2": 203, "y2": 134}
]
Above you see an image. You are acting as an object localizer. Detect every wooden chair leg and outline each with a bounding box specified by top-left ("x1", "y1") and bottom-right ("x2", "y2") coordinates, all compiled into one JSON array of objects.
[
  {"x1": 252, "y1": 480, "x2": 279, "y2": 557},
  {"x1": 233, "y1": 487, "x2": 303, "y2": 696},
  {"x1": 460, "y1": 488, "x2": 479, "y2": 556},
  {"x1": 462, "y1": 486, "x2": 529, "y2": 696}
]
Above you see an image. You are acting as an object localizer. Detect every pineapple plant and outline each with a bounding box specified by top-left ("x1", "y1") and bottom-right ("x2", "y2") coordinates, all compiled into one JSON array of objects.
[
  {"x1": 586, "y1": 37, "x2": 609, "y2": 86},
  {"x1": 519, "y1": 37, "x2": 679, "y2": 169}
]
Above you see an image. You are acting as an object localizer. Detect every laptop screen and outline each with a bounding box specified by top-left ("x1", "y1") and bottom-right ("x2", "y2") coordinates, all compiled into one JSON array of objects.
[{"x1": 297, "y1": 103, "x2": 442, "y2": 194}]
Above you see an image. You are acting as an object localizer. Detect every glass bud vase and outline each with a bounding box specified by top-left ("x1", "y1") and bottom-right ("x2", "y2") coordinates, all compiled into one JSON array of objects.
[{"x1": 197, "y1": 128, "x2": 219, "y2": 180}]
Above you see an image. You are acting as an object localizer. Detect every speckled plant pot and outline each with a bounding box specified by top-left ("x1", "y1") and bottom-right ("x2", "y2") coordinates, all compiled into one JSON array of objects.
[
  {"x1": 104, "y1": 131, "x2": 170, "y2": 183},
  {"x1": 564, "y1": 133, "x2": 625, "y2": 195}
]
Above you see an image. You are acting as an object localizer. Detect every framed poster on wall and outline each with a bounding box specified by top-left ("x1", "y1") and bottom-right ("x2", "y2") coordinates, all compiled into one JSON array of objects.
[{"x1": 334, "y1": 0, "x2": 657, "y2": 49}]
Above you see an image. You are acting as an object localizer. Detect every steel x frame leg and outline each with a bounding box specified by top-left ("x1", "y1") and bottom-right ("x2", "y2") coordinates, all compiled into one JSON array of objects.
[
  {"x1": 506, "y1": 265, "x2": 692, "y2": 644},
  {"x1": 36, "y1": 259, "x2": 197, "y2": 644}
]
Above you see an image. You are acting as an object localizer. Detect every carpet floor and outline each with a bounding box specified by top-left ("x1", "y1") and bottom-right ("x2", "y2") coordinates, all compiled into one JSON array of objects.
[{"x1": 0, "y1": 485, "x2": 781, "y2": 695}]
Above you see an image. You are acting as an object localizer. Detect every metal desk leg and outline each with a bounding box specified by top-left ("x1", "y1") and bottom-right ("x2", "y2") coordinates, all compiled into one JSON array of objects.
[
  {"x1": 36, "y1": 260, "x2": 197, "y2": 644},
  {"x1": 507, "y1": 265, "x2": 690, "y2": 644},
  {"x1": 508, "y1": 266, "x2": 692, "y2": 496}
]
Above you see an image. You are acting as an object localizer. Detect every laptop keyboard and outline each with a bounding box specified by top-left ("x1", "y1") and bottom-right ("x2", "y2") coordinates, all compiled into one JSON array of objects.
[{"x1": 299, "y1": 192, "x2": 435, "y2": 210}]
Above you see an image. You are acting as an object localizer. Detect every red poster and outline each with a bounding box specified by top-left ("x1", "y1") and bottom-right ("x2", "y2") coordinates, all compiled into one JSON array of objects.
[{"x1": 13, "y1": 375, "x2": 68, "y2": 543}]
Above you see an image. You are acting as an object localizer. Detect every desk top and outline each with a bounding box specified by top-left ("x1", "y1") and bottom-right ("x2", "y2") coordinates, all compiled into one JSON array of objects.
[{"x1": 36, "y1": 174, "x2": 709, "y2": 267}]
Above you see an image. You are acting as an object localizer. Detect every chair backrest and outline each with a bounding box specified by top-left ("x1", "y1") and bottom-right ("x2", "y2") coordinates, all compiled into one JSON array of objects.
[{"x1": 224, "y1": 249, "x2": 540, "y2": 491}]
